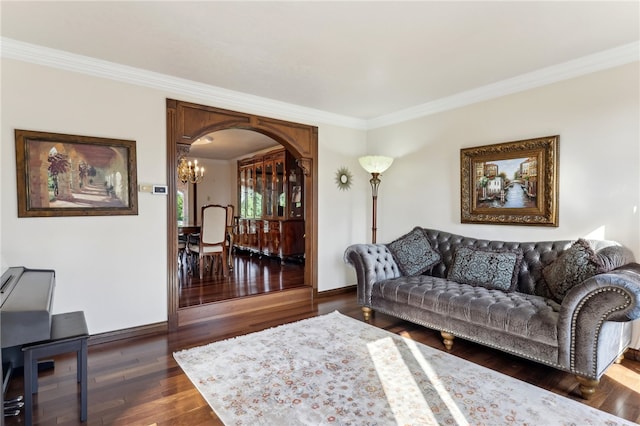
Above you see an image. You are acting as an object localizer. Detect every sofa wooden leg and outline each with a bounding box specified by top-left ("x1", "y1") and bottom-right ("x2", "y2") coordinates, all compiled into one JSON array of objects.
[
  {"x1": 362, "y1": 307, "x2": 372, "y2": 322},
  {"x1": 576, "y1": 376, "x2": 599, "y2": 399},
  {"x1": 615, "y1": 349, "x2": 627, "y2": 364},
  {"x1": 441, "y1": 331, "x2": 455, "y2": 351}
]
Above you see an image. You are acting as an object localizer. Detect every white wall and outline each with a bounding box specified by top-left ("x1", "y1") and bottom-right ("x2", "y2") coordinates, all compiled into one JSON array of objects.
[
  {"x1": 365, "y1": 63, "x2": 640, "y2": 347},
  {"x1": 229, "y1": 160, "x2": 238, "y2": 211},
  {"x1": 180, "y1": 158, "x2": 231, "y2": 225},
  {"x1": 367, "y1": 63, "x2": 639, "y2": 253},
  {"x1": 0, "y1": 58, "x2": 366, "y2": 333},
  {"x1": 196, "y1": 158, "x2": 232, "y2": 211},
  {"x1": 318, "y1": 124, "x2": 368, "y2": 291},
  {"x1": 2, "y1": 57, "x2": 638, "y2": 348},
  {"x1": 1, "y1": 60, "x2": 169, "y2": 334}
]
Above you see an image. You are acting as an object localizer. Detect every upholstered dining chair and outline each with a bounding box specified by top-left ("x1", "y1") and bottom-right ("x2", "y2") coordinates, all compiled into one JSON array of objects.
[
  {"x1": 226, "y1": 204, "x2": 235, "y2": 271},
  {"x1": 177, "y1": 234, "x2": 187, "y2": 268},
  {"x1": 188, "y1": 204, "x2": 228, "y2": 279}
]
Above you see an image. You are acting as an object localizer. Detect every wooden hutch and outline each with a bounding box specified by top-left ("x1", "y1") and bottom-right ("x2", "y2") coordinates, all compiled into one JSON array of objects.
[{"x1": 235, "y1": 148, "x2": 304, "y2": 261}]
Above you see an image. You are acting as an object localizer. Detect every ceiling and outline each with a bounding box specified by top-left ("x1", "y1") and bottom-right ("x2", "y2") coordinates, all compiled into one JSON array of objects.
[
  {"x1": 187, "y1": 129, "x2": 279, "y2": 161},
  {"x1": 2, "y1": 1, "x2": 638, "y2": 159}
]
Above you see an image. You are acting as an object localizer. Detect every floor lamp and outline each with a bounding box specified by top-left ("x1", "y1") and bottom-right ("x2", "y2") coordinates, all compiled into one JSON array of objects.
[{"x1": 358, "y1": 155, "x2": 394, "y2": 244}]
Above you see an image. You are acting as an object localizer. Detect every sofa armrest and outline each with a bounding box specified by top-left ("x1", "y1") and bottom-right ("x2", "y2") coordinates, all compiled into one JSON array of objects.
[
  {"x1": 593, "y1": 244, "x2": 636, "y2": 271},
  {"x1": 344, "y1": 244, "x2": 401, "y2": 306},
  {"x1": 557, "y1": 263, "x2": 640, "y2": 377}
]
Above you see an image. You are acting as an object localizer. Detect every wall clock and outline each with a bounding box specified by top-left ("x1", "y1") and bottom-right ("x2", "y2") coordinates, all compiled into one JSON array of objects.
[{"x1": 335, "y1": 167, "x2": 353, "y2": 191}]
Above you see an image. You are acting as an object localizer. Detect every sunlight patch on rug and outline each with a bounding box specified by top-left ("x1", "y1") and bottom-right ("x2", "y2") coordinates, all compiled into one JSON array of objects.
[
  {"x1": 367, "y1": 336, "x2": 438, "y2": 424},
  {"x1": 404, "y1": 337, "x2": 469, "y2": 424},
  {"x1": 173, "y1": 311, "x2": 633, "y2": 425}
]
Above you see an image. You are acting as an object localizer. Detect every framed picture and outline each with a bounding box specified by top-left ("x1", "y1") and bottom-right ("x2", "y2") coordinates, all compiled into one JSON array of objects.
[
  {"x1": 460, "y1": 135, "x2": 558, "y2": 226},
  {"x1": 15, "y1": 129, "x2": 138, "y2": 217}
]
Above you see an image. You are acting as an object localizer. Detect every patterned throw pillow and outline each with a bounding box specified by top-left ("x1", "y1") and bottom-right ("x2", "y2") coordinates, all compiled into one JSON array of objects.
[
  {"x1": 543, "y1": 239, "x2": 605, "y2": 303},
  {"x1": 447, "y1": 246, "x2": 524, "y2": 292},
  {"x1": 386, "y1": 227, "x2": 441, "y2": 276}
]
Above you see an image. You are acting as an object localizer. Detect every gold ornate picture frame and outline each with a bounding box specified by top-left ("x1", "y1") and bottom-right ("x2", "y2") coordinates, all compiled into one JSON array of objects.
[
  {"x1": 460, "y1": 135, "x2": 558, "y2": 226},
  {"x1": 15, "y1": 129, "x2": 138, "y2": 217}
]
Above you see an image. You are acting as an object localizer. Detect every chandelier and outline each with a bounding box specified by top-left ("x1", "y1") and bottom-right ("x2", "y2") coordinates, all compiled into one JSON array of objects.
[{"x1": 177, "y1": 157, "x2": 204, "y2": 184}]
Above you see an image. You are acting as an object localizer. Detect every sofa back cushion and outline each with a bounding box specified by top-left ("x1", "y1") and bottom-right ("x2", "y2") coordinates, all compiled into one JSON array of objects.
[
  {"x1": 386, "y1": 227, "x2": 441, "y2": 276},
  {"x1": 543, "y1": 239, "x2": 607, "y2": 303},
  {"x1": 419, "y1": 228, "x2": 631, "y2": 297},
  {"x1": 447, "y1": 246, "x2": 523, "y2": 292}
]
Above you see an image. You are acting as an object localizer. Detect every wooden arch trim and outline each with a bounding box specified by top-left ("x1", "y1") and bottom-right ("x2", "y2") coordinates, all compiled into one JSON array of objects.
[
  {"x1": 166, "y1": 99, "x2": 318, "y2": 330},
  {"x1": 176, "y1": 101, "x2": 315, "y2": 158}
]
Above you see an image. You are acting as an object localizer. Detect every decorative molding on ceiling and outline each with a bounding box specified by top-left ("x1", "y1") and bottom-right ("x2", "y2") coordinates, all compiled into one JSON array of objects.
[
  {"x1": 367, "y1": 41, "x2": 640, "y2": 129},
  {"x1": 0, "y1": 37, "x2": 367, "y2": 130},
  {"x1": 2, "y1": 37, "x2": 638, "y2": 131}
]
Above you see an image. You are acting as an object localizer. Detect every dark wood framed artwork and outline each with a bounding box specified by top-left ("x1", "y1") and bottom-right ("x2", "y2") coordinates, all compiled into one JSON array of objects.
[
  {"x1": 15, "y1": 129, "x2": 138, "y2": 217},
  {"x1": 460, "y1": 135, "x2": 559, "y2": 226}
]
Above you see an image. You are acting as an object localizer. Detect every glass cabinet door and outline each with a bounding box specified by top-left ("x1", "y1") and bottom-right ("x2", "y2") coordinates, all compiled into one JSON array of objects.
[
  {"x1": 254, "y1": 163, "x2": 263, "y2": 218},
  {"x1": 246, "y1": 167, "x2": 254, "y2": 218},
  {"x1": 264, "y1": 161, "x2": 273, "y2": 217},
  {"x1": 239, "y1": 167, "x2": 247, "y2": 218},
  {"x1": 275, "y1": 158, "x2": 285, "y2": 218}
]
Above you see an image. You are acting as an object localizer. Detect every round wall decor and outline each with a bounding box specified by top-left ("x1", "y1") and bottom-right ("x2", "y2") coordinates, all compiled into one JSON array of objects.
[{"x1": 335, "y1": 167, "x2": 353, "y2": 191}]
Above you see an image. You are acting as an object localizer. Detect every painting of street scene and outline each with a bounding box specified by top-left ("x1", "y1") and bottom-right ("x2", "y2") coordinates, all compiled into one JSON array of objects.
[
  {"x1": 16, "y1": 130, "x2": 138, "y2": 217},
  {"x1": 474, "y1": 157, "x2": 537, "y2": 209}
]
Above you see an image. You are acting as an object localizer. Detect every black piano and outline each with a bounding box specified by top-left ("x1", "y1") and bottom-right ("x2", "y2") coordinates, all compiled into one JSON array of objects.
[{"x1": 1, "y1": 266, "x2": 55, "y2": 417}]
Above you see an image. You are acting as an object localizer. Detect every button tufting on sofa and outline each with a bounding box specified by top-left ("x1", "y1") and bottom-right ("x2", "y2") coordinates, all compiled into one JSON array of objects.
[{"x1": 344, "y1": 227, "x2": 640, "y2": 400}]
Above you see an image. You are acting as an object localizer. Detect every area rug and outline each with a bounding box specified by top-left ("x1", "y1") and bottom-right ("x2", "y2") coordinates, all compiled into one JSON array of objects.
[{"x1": 174, "y1": 311, "x2": 633, "y2": 425}]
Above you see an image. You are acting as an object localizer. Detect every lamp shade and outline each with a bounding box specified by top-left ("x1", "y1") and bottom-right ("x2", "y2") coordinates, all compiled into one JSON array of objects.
[{"x1": 358, "y1": 155, "x2": 394, "y2": 174}]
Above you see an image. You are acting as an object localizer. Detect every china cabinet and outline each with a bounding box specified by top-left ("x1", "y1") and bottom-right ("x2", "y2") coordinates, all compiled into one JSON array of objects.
[{"x1": 236, "y1": 148, "x2": 304, "y2": 260}]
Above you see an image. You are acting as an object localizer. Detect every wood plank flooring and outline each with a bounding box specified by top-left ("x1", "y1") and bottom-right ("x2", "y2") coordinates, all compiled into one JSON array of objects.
[
  {"x1": 4, "y1": 290, "x2": 639, "y2": 425},
  {"x1": 178, "y1": 251, "x2": 305, "y2": 307}
]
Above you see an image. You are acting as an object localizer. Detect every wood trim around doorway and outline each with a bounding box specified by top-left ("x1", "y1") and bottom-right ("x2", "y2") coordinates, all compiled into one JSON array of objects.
[{"x1": 166, "y1": 99, "x2": 318, "y2": 330}]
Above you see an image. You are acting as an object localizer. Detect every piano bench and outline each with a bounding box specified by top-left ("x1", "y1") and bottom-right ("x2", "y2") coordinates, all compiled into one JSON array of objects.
[{"x1": 22, "y1": 311, "x2": 89, "y2": 424}]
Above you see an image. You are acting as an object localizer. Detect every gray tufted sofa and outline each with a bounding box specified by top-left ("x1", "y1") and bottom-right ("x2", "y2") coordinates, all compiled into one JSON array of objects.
[{"x1": 344, "y1": 228, "x2": 640, "y2": 399}]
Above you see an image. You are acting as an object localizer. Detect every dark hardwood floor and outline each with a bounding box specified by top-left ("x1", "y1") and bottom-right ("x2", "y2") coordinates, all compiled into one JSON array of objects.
[
  {"x1": 5, "y1": 287, "x2": 639, "y2": 424},
  {"x1": 178, "y1": 250, "x2": 306, "y2": 307}
]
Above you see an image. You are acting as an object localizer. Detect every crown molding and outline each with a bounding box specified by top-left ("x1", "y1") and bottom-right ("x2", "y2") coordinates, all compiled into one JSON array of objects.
[
  {"x1": 2, "y1": 37, "x2": 638, "y2": 131},
  {"x1": 0, "y1": 37, "x2": 368, "y2": 130},
  {"x1": 367, "y1": 41, "x2": 640, "y2": 129}
]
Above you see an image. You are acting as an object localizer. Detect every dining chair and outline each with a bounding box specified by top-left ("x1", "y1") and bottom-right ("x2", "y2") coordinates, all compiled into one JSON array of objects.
[
  {"x1": 188, "y1": 204, "x2": 228, "y2": 279},
  {"x1": 177, "y1": 234, "x2": 187, "y2": 268},
  {"x1": 226, "y1": 204, "x2": 236, "y2": 271}
]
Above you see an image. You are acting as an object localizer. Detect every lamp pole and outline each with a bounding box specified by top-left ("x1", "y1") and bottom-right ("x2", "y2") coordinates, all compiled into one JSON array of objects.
[
  {"x1": 369, "y1": 172, "x2": 381, "y2": 244},
  {"x1": 358, "y1": 155, "x2": 393, "y2": 245}
]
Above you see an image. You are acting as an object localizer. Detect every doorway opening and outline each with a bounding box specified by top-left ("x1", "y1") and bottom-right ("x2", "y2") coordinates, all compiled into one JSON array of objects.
[{"x1": 166, "y1": 99, "x2": 318, "y2": 330}]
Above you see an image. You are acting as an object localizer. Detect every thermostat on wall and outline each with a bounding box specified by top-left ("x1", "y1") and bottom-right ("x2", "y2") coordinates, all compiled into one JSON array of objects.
[{"x1": 152, "y1": 185, "x2": 168, "y2": 195}]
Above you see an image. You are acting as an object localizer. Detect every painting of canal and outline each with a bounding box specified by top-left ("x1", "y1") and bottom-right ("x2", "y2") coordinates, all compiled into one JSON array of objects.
[
  {"x1": 474, "y1": 157, "x2": 537, "y2": 209},
  {"x1": 461, "y1": 135, "x2": 558, "y2": 226}
]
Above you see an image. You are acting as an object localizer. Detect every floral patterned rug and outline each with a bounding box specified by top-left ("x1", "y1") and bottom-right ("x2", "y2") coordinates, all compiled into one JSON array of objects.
[{"x1": 174, "y1": 311, "x2": 632, "y2": 425}]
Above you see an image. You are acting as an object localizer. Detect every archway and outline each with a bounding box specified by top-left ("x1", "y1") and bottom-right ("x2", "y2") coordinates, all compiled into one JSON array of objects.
[{"x1": 166, "y1": 99, "x2": 318, "y2": 330}]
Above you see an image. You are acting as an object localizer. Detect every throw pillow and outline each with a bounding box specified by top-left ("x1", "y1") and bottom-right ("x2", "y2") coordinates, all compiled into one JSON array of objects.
[
  {"x1": 386, "y1": 227, "x2": 441, "y2": 276},
  {"x1": 543, "y1": 239, "x2": 605, "y2": 303},
  {"x1": 447, "y1": 246, "x2": 523, "y2": 292}
]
